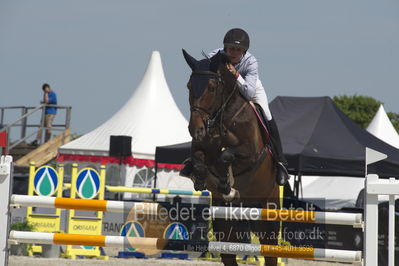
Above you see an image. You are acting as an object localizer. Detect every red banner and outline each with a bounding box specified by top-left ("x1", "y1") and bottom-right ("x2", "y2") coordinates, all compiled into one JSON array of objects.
[
  {"x1": 56, "y1": 153, "x2": 183, "y2": 170},
  {"x1": 0, "y1": 131, "x2": 7, "y2": 147}
]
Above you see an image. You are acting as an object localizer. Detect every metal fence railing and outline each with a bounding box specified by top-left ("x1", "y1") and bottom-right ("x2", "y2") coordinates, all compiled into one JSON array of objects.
[{"x1": 0, "y1": 104, "x2": 72, "y2": 154}]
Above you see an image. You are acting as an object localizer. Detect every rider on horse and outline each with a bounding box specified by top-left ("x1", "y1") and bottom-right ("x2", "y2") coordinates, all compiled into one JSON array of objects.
[{"x1": 181, "y1": 28, "x2": 289, "y2": 186}]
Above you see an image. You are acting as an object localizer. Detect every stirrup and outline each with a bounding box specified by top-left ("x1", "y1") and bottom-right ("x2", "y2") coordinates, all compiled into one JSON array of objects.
[
  {"x1": 276, "y1": 162, "x2": 289, "y2": 186},
  {"x1": 222, "y1": 187, "x2": 240, "y2": 202}
]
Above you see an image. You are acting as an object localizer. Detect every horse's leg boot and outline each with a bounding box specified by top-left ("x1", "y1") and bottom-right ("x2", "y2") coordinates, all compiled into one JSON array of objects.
[
  {"x1": 268, "y1": 119, "x2": 289, "y2": 186},
  {"x1": 192, "y1": 157, "x2": 208, "y2": 191},
  {"x1": 217, "y1": 182, "x2": 231, "y2": 195},
  {"x1": 216, "y1": 148, "x2": 235, "y2": 196},
  {"x1": 180, "y1": 154, "x2": 208, "y2": 191},
  {"x1": 192, "y1": 165, "x2": 207, "y2": 191}
]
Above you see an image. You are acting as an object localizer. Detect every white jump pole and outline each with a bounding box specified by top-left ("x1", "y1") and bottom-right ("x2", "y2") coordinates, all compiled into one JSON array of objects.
[{"x1": 0, "y1": 156, "x2": 13, "y2": 266}]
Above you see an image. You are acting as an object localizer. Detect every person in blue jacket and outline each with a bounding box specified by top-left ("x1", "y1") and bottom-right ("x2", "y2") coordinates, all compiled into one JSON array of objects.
[
  {"x1": 181, "y1": 28, "x2": 289, "y2": 186},
  {"x1": 31, "y1": 83, "x2": 57, "y2": 145}
]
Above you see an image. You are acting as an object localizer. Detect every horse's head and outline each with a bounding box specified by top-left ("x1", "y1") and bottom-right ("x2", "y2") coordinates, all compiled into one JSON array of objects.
[{"x1": 182, "y1": 49, "x2": 235, "y2": 141}]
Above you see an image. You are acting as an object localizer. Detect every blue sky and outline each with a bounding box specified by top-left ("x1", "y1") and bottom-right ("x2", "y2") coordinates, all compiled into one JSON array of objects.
[{"x1": 1, "y1": 0, "x2": 398, "y2": 136}]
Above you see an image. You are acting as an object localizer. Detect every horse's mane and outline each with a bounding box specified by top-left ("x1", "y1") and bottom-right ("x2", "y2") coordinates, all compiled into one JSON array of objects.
[{"x1": 182, "y1": 49, "x2": 230, "y2": 73}]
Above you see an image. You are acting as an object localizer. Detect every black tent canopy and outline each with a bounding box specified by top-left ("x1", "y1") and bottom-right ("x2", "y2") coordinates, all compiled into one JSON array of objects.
[
  {"x1": 155, "y1": 141, "x2": 190, "y2": 165},
  {"x1": 155, "y1": 96, "x2": 399, "y2": 178},
  {"x1": 270, "y1": 96, "x2": 399, "y2": 177}
]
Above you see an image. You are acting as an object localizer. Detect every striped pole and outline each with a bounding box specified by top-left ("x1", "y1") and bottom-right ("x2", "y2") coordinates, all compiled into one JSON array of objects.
[
  {"x1": 105, "y1": 186, "x2": 211, "y2": 196},
  {"x1": 9, "y1": 231, "x2": 362, "y2": 263},
  {"x1": 63, "y1": 183, "x2": 211, "y2": 196},
  {"x1": 11, "y1": 195, "x2": 158, "y2": 214},
  {"x1": 11, "y1": 195, "x2": 363, "y2": 226}
]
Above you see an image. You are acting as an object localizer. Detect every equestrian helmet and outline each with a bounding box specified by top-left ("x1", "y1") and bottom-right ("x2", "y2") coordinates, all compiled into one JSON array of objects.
[{"x1": 223, "y1": 28, "x2": 250, "y2": 50}]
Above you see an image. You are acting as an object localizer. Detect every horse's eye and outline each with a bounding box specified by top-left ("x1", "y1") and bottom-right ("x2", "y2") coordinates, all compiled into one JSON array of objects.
[{"x1": 208, "y1": 80, "x2": 217, "y2": 92}]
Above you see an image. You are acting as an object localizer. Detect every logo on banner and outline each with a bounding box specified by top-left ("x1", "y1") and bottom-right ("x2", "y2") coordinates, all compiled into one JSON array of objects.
[
  {"x1": 80, "y1": 246, "x2": 96, "y2": 250},
  {"x1": 164, "y1": 222, "x2": 189, "y2": 253},
  {"x1": 164, "y1": 222, "x2": 189, "y2": 240},
  {"x1": 120, "y1": 221, "x2": 145, "y2": 251},
  {"x1": 76, "y1": 168, "x2": 100, "y2": 199},
  {"x1": 33, "y1": 166, "x2": 59, "y2": 196}
]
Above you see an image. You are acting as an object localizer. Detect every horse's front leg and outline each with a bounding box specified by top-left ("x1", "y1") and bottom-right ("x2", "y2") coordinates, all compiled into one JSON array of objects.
[
  {"x1": 214, "y1": 147, "x2": 240, "y2": 201},
  {"x1": 191, "y1": 150, "x2": 208, "y2": 191}
]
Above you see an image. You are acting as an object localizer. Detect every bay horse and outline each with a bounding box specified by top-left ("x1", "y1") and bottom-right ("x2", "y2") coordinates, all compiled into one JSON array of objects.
[{"x1": 182, "y1": 49, "x2": 280, "y2": 266}]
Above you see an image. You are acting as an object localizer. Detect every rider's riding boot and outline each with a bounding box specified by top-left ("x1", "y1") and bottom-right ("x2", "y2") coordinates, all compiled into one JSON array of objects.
[
  {"x1": 268, "y1": 119, "x2": 289, "y2": 186},
  {"x1": 179, "y1": 158, "x2": 193, "y2": 178}
]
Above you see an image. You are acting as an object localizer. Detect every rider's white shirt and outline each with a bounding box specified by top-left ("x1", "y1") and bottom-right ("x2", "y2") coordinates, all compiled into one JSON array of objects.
[{"x1": 208, "y1": 48, "x2": 272, "y2": 120}]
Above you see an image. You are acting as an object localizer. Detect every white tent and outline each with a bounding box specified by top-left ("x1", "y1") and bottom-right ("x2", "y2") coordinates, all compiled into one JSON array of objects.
[
  {"x1": 60, "y1": 51, "x2": 190, "y2": 158},
  {"x1": 288, "y1": 176, "x2": 364, "y2": 210},
  {"x1": 289, "y1": 105, "x2": 399, "y2": 210},
  {"x1": 367, "y1": 105, "x2": 399, "y2": 149},
  {"x1": 58, "y1": 51, "x2": 194, "y2": 197}
]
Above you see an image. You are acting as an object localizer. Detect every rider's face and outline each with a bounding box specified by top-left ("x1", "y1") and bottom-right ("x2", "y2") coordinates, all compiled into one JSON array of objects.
[{"x1": 225, "y1": 46, "x2": 245, "y2": 64}]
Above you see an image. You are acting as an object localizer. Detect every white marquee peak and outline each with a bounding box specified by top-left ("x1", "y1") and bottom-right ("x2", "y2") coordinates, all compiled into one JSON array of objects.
[
  {"x1": 367, "y1": 105, "x2": 399, "y2": 149},
  {"x1": 60, "y1": 51, "x2": 191, "y2": 158}
]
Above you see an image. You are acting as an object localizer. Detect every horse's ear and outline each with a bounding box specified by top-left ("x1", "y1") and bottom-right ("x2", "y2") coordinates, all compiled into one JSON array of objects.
[{"x1": 182, "y1": 49, "x2": 198, "y2": 71}]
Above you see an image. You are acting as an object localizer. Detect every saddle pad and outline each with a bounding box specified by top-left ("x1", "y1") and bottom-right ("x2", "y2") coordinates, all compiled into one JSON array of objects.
[
  {"x1": 248, "y1": 101, "x2": 273, "y2": 156},
  {"x1": 248, "y1": 101, "x2": 270, "y2": 139}
]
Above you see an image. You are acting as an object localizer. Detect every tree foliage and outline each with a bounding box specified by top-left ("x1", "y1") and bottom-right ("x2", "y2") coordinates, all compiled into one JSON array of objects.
[
  {"x1": 387, "y1": 112, "x2": 399, "y2": 133},
  {"x1": 333, "y1": 95, "x2": 399, "y2": 133}
]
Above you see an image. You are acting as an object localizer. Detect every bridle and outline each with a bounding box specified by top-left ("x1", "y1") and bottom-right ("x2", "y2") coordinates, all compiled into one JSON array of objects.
[
  {"x1": 189, "y1": 70, "x2": 270, "y2": 179},
  {"x1": 189, "y1": 70, "x2": 238, "y2": 132}
]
